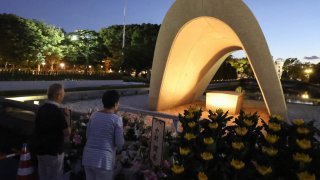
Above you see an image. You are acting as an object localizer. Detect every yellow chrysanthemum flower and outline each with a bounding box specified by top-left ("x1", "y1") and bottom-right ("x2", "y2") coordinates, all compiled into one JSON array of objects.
[
  {"x1": 179, "y1": 147, "x2": 191, "y2": 156},
  {"x1": 184, "y1": 133, "x2": 196, "y2": 141},
  {"x1": 243, "y1": 119, "x2": 254, "y2": 127},
  {"x1": 262, "y1": 146, "x2": 278, "y2": 156},
  {"x1": 265, "y1": 134, "x2": 279, "y2": 144},
  {"x1": 297, "y1": 127, "x2": 310, "y2": 134},
  {"x1": 198, "y1": 172, "x2": 208, "y2": 180},
  {"x1": 232, "y1": 142, "x2": 245, "y2": 150},
  {"x1": 203, "y1": 137, "x2": 214, "y2": 145},
  {"x1": 171, "y1": 164, "x2": 184, "y2": 174},
  {"x1": 297, "y1": 171, "x2": 315, "y2": 180},
  {"x1": 188, "y1": 121, "x2": 196, "y2": 128},
  {"x1": 230, "y1": 159, "x2": 245, "y2": 170},
  {"x1": 209, "y1": 122, "x2": 218, "y2": 129},
  {"x1": 200, "y1": 152, "x2": 214, "y2": 161},
  {"x1": 271, "y1": 114, "x2": 285, "y2": 122},
  {"x1": 268, "y1": 122, "x2": 281, "y2": 132},
  {"x1": 216, "y1": 108, "x2": 224, "y2": 114},
  {"x1": 292, "y1": 119, "x2": 305, "y2": 126},
  {"x1": 185, "y1": 113, "x2": 194, "y2": 119},
  {"x1": 188, "y1": 106, "x2": 200, "y2": 114},
  {"x1": 235, "y1": 127, "x2": 248, "y2": 136},
  {"x1": 293, "y1": 152, "x2": 312, "y2": 163},
  {"x1": 209, "y1": 114, "x2": 217, "y2": 120},
  {"x1": 255, "y1": 164, "x2": 272, "y2": 176},
  {"x1": 296, "y1": 139, "x2": 311, "y2": 150}
]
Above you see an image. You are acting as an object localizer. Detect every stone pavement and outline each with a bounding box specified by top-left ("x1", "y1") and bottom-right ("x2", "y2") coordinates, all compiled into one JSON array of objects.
[{"x1": 66, "y1": 94, "x2": 320, "y2": 126}]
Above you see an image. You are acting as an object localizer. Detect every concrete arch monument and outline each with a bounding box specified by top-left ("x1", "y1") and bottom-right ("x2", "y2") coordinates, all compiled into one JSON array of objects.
[{"x1": 148, "y1": 0, "x2": 287, "y2": 118}]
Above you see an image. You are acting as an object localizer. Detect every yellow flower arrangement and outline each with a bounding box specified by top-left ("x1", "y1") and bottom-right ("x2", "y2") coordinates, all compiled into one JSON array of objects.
[
  {"x1": 293, "y1": 152, "x2": 312, "y2": 163},
  {"x1": 188, "y1": 121, "x2": 196, "y2": 128},
  {"x1": 271, "y1": 114, "x2": 285, "y2": 122},
  {"x1": 297, "y1": 127, "x2": 310, "y2": 134},
  {"x1": 243, "y1": 119, "x2": 254, "y2": 127},
  {"x1": 296, "y1": 139, "x2": 311, "y2": 150},
  {"x1": 188, "y1": 106, "x2": 200, "y2": 113},
  {"x1": 216, "y1": 108, "x2": 224, "y2": 114},
  {"x1": 184, "y1": 133, "x2": 196, "y2": 141},
  {"x1": 203, "y1": 137, "x2": 214, "y2": 145},
  {"x1": 265, "y1": 134, "x2": 279, "y2": 144},
  {"x1": 200, "y1": 152, "x2": 214, "y2": 161},
  {"x1": 198, "y1": 172, "x2": 208, "y2": 180},
  {"x1": 230, "y1": 159, "x2": 245, "y2": 170},
  {"x1": 185, "y1": 113, "x2": 194, "y2": 119},
  {"x1": 179, "y1": 147, "x2": 191, "y2": 156},
  {"x1": 268, "y1": 122, "x2": 281, "y2": 132},
  {"x1": 171, "y1": 164, "x2": 184, "y2": 174},
  {"x1": 297, "y1": 171, "x2": 315, "y2": 180},
  {"x1": 235, "y1": 127, "x2": 248, "y2": 136},
  {"x1": 262, "y1": 146, "x2": 278, "y2": 156},
  {"x1": 209, "y1": 122, "x2": 218, "y2": 129},
  {"x1": 255, "y1": 164, "x2": 272, "y2": 176},
  {"x1": 292, "y1": 119, "x2": 305, "y2": 126},
  {"x1": 232, "y1": 142, "x2": 245, "y2": 150}
]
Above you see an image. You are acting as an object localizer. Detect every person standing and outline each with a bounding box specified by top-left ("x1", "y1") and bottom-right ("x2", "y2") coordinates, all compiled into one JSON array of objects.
[
  {"x1": 33, "y1": 83, "x2": 71, "y2": 180},
  {"x1": 82, "y1": 90, "x2": 124, "y2": 180}
]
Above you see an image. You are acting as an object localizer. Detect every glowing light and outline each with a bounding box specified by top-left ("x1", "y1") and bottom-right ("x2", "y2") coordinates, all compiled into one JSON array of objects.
[
  {"x1": 6, "y1": 95, "x2": 46, "y2": 102},
  {"x1": 304, "y1": 69, "x2": 313, "y2": 74},
  {"x1": 89, "y1": 65, "x2": 92, "y2": 69},
  {"x1": 60, "y1": 63, "x2": 65, "y2": 68},
  {"x1": 71, "y1": 35, "x2": 78, "y2": 41},
  {"x1": 33, "y1": 101, "x2": 40, "y2": 105},
  {"x1": 301, "y1": 92, "x2": 309, "y2": 99},
  {"x1": 100, "y1": 65, "x2": 103, "y2": 69},
  {"x1": 206, "y1": 91, "x2": 243, "y2": 114},
  {"x1": 41, "y1": 62, "x2": 46, "y2": 66}
]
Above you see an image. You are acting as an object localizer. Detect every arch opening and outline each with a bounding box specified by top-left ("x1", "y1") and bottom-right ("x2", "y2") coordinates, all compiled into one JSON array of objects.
[{"x1": 157, "y1": 16, "x2": 243, "y2": 109}]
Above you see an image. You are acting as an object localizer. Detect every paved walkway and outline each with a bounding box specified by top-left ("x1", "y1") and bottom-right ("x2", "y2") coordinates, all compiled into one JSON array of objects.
[{"x1": 66, "y1": 94, "x2": 320, "y2": 126}]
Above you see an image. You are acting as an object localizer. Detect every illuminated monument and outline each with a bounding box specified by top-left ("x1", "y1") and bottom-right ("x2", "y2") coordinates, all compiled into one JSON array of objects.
[{"x1": 148, "y1": 0, "x2": 287, "y2": 118}]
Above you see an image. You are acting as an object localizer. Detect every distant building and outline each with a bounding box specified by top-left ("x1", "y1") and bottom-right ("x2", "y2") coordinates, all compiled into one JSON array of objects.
[{"x1": 274, "y1": 58, "x2": 285, "y2": 79}]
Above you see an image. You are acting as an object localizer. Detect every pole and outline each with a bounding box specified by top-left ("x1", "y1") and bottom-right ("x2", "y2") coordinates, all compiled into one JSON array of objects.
[{"x1": 122, "y1": 0, "x2": 127, "y2": 50}]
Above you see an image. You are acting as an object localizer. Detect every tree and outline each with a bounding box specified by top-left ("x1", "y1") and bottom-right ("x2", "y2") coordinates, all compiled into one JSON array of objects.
[
  {"x1": 122, "y1": 45, "x2": 153, "y2": 76},
  {"x1": 63, "y1": 30, "x2": 109, "y2": 74},
  {"x1": 213, "y1": 61, "x2": 237, "y2": 80},
  {"x1": 227, "y1": 56, "x2": 254, "y2": 78},
  {"x1": 309, "y1": 63, "x2": 320, "y2": 84},
  {"x1": 33, "y1": 21, "x2": 65, "y2": 71},
  {"x1": 0, "y1": 14, "x2": 44, "y2": 69},
  {"x1": 99, "y1": 25, "x2": 124, "y2": 71},
  {"x1": 281, "y1": 58, "x2": 303, "y2": 80},
  {"x1": 99, "y1": 24, "x2": 160, "y2": 73}
]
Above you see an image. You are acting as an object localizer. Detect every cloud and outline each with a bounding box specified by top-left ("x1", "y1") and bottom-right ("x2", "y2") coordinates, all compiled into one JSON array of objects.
[{"x1": 304, "y1": 56, "x2": 320, "y2": 60}]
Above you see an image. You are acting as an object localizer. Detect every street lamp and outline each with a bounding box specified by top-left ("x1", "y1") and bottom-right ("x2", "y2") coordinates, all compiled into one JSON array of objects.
[
  {"x1": 304, "y1": 68, "x2": 313, "y2": 82},
  {"x1": 71, "y1": 35, "x2": 78, "y2": 41},
  {"x1": 41, "y1": 62, "x2": 46, "y2": 71},
  {"x1": 60, "y1": 63, "x2": 65, "y2": 70}
]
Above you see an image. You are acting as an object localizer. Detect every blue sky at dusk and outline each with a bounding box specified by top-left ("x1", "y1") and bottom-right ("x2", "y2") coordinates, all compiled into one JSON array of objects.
[{"x1": 0, "y1": 0, "x2": 319, "y2": 63}]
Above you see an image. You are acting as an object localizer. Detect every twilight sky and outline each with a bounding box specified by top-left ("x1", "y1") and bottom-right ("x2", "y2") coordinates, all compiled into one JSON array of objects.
[{"x1": 0, "y1": 0, "x2": 319, "y2": 63}]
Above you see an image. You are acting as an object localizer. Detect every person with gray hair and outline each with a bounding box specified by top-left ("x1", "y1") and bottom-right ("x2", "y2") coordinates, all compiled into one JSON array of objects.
[{"x1": 32, "y1": 83, "x2": 71, "y2": 180}]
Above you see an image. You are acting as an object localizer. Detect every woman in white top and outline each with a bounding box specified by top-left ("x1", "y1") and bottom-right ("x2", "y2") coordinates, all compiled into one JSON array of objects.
[{"x1": 82, "y1": 90, "x2": 124, "y2": 180}]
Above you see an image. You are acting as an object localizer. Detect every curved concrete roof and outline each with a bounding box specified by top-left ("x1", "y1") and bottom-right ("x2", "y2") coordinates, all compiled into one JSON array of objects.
[{"x1": 149, "y1": 0, "x2": 287, "y2": 118}]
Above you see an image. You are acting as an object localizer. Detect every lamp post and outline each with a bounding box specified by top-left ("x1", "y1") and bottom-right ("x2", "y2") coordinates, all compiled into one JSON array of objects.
[
  {"x1": 60, "y1": 63, "x2": 65, "y2": 72},
  {"x1": 41, "y1": 62, "x2": 46, "y2": 72},
  {"x1": 304, "y1": 68, "x2": 313, "y2": 82}
]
